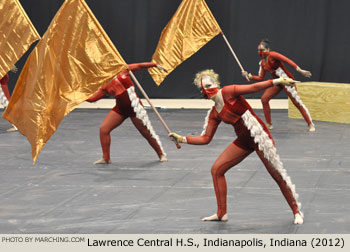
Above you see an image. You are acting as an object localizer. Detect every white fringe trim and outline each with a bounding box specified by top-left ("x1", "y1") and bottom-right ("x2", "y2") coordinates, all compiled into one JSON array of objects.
[
  {"x1": 242, "y1": 110, "x2": 302, "y2": 212},
  {"x1": 201, "y1": 108, "x2": 213, "y2": 136},
  {"x1": 126, "y1": 86, "x2": 166, "y2": 156},
  {"x1": 258, "y1": 60, "x2": 263, "y2": 76},
  {"x1": 0, "y1": 88, "x2": 9, "y2": 107},
  {"x1": 275, "y1": 67, "x2": 313, "y2": 125}
]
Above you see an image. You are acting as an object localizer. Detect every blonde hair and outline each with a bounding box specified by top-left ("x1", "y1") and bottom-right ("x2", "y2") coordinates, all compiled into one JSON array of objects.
[{"x1": 193, "y1": 69, "x2": 220, "y2": 88}]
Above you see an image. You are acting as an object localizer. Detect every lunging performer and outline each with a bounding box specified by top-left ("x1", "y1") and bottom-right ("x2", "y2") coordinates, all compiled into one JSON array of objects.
[
  {"x1": 242, "y1": 39, "x2": 314, "y2": 131},
  {"x1": 87, "y1": 62, "x2": 167, "y2": 164},
  {"x1": 170, "y1": 69, "x2": 304, "y2": 224}
]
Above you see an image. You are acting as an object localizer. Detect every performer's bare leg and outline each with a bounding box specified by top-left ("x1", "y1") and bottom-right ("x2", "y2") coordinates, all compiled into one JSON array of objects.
[
  {"x1": 284, "y1": 86, "x2": 314, "y2": 132},
  {"x1": 261, "y1": 85, "x2": 283, "y2": 129},
  {"x1": 202, "y1": 143, "x2": 252, "y2": 221},
  {"x1": 130, "y1": 115, "x2": 167, "y2": 162},
  {"x1": 95, "y1": 109, "x2": 126, "y2": 164},
  {"x1": 255, "y1": 148, "x2": 303, "y2": 224}
]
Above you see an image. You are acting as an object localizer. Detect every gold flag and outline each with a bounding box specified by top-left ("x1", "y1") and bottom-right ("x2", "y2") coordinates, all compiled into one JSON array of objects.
[
  {"x1": 0, "y1": 0, "x2": 40, "y2": 78},
  {"x1": 149, "y1": 0, "x2": 221, "y2": 85},
  {"x1": 3, "y1": 0, "x2": 128, "y2": 163}
]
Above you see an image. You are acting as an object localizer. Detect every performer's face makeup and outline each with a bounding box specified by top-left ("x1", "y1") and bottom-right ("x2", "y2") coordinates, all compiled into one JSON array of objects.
[
  {"x1": 200, "y1": 77, "x2": 219, "y2": 99},
  {"x1": 200, "y1": 78, "x2": 216, "y2": 89},
  {"x1": 258, "y1": 44, "x2": 269, "y2": 58}
]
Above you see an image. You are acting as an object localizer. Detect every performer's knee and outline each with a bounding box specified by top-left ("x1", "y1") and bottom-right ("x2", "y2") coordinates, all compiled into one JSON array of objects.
[
  {"x1": 211, "y1": 163, "x2": 224, "y2": 178},
  {"x1": 211, "y1": 164, "x2": 218, "y2": 178},
  {"x1": 99, "y1": 125, "x2": 110, "y2": 136},
  {"x1": 261, "y1": 96, "x2": 270, "y2": 105}
]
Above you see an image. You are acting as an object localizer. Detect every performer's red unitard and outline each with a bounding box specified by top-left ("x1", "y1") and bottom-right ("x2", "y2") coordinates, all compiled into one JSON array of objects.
[
  {"x1": 87, "y1": 62, "x2": 166, "y2": 164},
  {"x1": 170, "y1": 70, "x2": 303, "y2": 224},
  {"x1": 0, "y1": 73, "x2": 11, "y2": 106},
  {"x1": 244, "y1": 40, "x2": 314, "y2": 130},
  {"x1": 1, "y1": 71, "x2": 18, "y2": 132}
]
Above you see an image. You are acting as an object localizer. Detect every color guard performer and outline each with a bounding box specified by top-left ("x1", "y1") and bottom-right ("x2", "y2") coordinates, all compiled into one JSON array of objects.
[
  {"x1": 170, "y1": 69, "x2": 304, "y2": 224},
  {"x1": 242, "y1": 39, "x2": 314, "y2": 131},
  {"x1": 87, "y1": 62, "x2": 167, "y2": 164}
]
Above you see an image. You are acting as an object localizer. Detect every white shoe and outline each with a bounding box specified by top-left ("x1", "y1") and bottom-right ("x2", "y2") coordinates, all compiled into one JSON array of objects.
[
  {"x1": 309, "y1": 124, "x2": 315, "y2": 132},
  {"x1": 201, "y1": 213, "x2": 228, "y2": 222},
  {"x1": 159, "y1": 154, "x2": 168, "y2": 162},
  {"x1": 266, "y1": 123, "x2": 273, "y2": 130},
  {"x1": 294, "y1": 213, "x2": 304, "y2": 224},
  {"x1": 93, "y1": 159, "x2": 110, "y2": 165},
  {"x1": 6, "y1": 125, "x2": 18, "y2": 132}
]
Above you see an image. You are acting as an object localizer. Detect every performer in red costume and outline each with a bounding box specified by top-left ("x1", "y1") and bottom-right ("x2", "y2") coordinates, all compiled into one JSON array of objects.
[
  {"x1": 169, "y1": 69, "x2": 303, "y2": 224},
  {"x1": 87, "y1": 62, "x2": 168, "y2": 164},
  {"x1": 0, "y1": 65, "x2": 18, "y2": 132},
  {"x1": 0, "y1": 73, "x2": 11, "y2": 104},
  {"x1": 242, "y1": 39, "x2": 314, "y2": 131}
]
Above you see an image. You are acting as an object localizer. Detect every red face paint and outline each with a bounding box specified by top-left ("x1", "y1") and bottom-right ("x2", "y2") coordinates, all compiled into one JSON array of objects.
[
  {"x1": 258, "y1": 42, "x2": 269, "y2": 58},
  {"x1": 200, "y1": 77, "x2": 219, "y2": 99},
  {"x1": 258, "y1": 50, "x2": 269, "y2": 58}
]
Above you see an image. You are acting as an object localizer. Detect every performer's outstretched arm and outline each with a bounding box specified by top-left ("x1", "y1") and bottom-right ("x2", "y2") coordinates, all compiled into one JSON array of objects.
[
  {"x1": 228, "y1": 78, "x2": 296, "y2": 97},
  {"x1": 169, "y1": 111, "x2": 221, "y2": 145},
  {"x1": 86, "y1": 87, "x2": 106, "y2": 102},
  {"x1": 186, "y1": 115, "x2": 221, "y2": 145},
  {"x1": 128, "y1": 62, "x2": 157, "y2": 72},
  {"x1": 250, "y1": 64, "x2": 267, "y2": 81},
  {"x1": 269, "y1": 52, "x2": 311, "y2": 78},
  {"x1": 269, "y1": 51, "x2": 298, "y2": 69},
  {"x1": 128, "y1": 62, "x2": 167, "y2": 73},
  {"x1": 233, "y1": 80, "x2": 273, "y2": 96}
]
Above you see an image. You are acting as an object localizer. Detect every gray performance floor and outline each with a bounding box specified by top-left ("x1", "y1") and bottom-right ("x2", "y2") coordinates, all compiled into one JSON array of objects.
[{"x1": 0, "y1": 108, "x2": 349, "y2": 234}]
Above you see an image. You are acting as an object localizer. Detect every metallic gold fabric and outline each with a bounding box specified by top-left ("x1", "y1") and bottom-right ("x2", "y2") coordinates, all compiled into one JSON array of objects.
[
  {"x1": 148, "y1": 0, "x2": 221, "y2": 85},
  {"x1": 0, "y1": 0, "x2": 40, "y2": 78},
  {"x1": 3, "y1": 0, "x2": 127, "y2": 163},
  {"x1": 288, "y1": 82, "x2": 350, "y2": 124}
]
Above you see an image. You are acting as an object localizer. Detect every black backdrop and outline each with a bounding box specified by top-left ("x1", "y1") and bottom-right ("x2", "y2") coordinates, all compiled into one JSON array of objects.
[{"x1": 7, "y1": 0, "x2": 350, "y2": 98}]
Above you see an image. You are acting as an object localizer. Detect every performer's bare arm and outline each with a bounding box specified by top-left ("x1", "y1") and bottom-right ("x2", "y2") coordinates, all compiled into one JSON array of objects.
[
  {"x1": 86, "y1": 88, "x2": 107, "y2": 102},
  {"x1": 270, "y1": 52, "x2": 311, "y2": 78},
  {"x1": 128, "y1": 62, "x2": 167, "y2": 73},
  {"x1": 250, "y1": 64, "x2": 267, "y2": 81},
  {"x1": 169, "y1": 111, "x2": 221, "y2": 145}
]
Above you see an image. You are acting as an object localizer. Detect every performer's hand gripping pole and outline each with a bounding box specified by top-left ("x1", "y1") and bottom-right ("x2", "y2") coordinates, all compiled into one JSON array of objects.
[
  {"x1": 129, "y1": 70, "x2": 181, "y2": 149},
  {"x1": 220, "y1": 31, "x2": 250, "y2": 81}
]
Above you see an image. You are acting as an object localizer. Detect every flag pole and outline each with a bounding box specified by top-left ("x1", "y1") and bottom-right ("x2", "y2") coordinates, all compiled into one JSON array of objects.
[
  {"x1": 220, "y1": 31, "x2": 250, "y2": 81},
  {"x1": 128, "y1": 70, "x2": 181, "y2": 149}
]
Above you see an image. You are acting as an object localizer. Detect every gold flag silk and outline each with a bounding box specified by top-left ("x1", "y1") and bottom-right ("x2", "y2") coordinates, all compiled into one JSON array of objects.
[
  {"x1": 0, "y1": 0, "x2": 40, "y2": 78},
  {"x1": 3, "y1": 0, "x2": 127, "y2": 163},
  {"x1": 149, "y1": 0, "x2": 221, "y2": 85}
]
